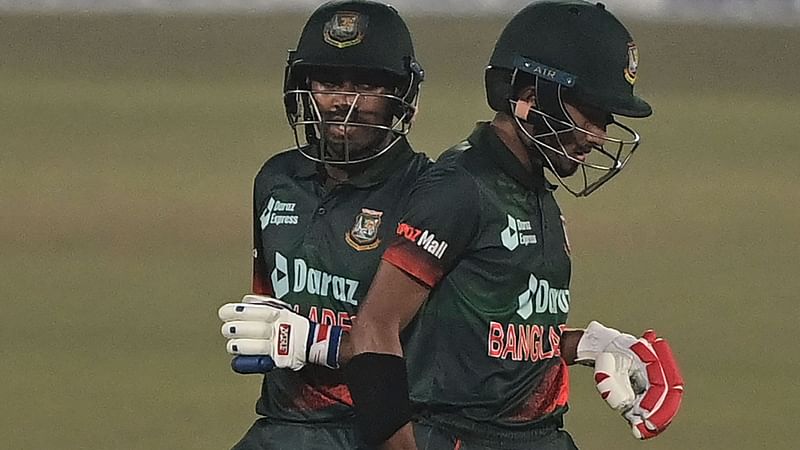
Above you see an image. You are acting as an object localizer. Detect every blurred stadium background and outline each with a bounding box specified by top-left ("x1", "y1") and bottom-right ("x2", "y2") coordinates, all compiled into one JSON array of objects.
[{"x1": 1, "y1": 0, "x2": 798, "y2": 449}]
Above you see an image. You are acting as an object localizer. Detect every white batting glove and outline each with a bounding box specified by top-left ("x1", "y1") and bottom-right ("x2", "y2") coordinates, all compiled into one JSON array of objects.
[
  {"x1": 218, "y1": 295, "x2": 343, "y2": 371},
  {"x1": 577, "y1": 321, "x2": 684, "y2": 440}
]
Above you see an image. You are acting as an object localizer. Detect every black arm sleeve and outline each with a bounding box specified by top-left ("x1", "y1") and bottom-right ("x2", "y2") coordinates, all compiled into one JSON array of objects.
[{"x1": 345, "y1": 352, "x2": 412, "y2": 446}]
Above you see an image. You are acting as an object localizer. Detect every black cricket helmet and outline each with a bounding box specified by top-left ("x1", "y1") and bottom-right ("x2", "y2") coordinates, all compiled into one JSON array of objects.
[
  {"x1": 284, "y1": 0, "x2": 424, "y2": 164},
  {"x1": 486, "y1": 0, "x2": 651, "y2": 196}
]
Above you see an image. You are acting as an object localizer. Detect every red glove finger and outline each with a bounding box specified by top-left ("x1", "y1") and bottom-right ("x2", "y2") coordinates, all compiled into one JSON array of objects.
[
  {"x1": 630, "y1": 340, "x2": 667, "y2": 412},
  {"x1": 652, "y1": 336, "x2": 684, "y2": 387},
  {"x1": 646, "y1": 337, "x2": 684, "y2": 430}
]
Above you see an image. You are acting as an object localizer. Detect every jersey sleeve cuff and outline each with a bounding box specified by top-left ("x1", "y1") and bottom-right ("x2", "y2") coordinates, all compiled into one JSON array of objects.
[{"x1": 383, "y1": 241, "x2": 444, "y2": 288}]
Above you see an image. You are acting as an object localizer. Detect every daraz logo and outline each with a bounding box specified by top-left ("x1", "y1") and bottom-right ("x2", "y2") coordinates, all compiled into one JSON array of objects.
[
  {"x1": 501, "y1": 214, "x2": 537, "y2": 251},
  {"x1": 516, "y1": 273, "x2": 570, "y2": 320},
  {"x1": 271, "y1": 252, "x2": 360, "y2": 305},
  {"x1": 260, "y1": 196, "x2": 299, "y2": 229}
]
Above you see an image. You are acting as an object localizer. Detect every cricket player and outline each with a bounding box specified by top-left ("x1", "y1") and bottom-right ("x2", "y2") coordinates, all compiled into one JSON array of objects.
[
  {"x1": 220, "y1": 1, "x2": 684, "y2": 449},
  {"x1": 341, "y1": 2, "x2": 684, "y2": 447},
  {"x1": 218, "y1": 1, "x2": 429, "y2": 449}
]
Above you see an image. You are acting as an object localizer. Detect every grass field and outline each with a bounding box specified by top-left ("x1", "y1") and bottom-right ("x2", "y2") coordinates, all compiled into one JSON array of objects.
[{"x1": 1, "y1": 13, "x2": 799, "y2": 450}]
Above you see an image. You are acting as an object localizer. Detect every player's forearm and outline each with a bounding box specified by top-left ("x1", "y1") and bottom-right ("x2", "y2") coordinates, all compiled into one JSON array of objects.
[
  {"x1": 340, "y1": 261, "x2": 429, "y2": 365},
  {"x1": 338, "y1": 333, "x2": 356, "y2": 365},
  {"x1": 338, "y1": 318, "x2": 403, "y2": 365},
  {"x1": 343, "y1": 261, "x2": 430, "y2": 448},
  {"x1": 338, "y1": 289, "x2": 409, "y2": 364},
  {"x1": 560, "y1": 329, "x2": 584, "y2": 365}
]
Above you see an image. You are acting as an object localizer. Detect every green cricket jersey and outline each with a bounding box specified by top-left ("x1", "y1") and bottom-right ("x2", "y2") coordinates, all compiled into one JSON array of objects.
[
  {"x1": 384, "y1": 123, "x2": 573, "y2": 437},
  {"x1": 251, "y1": 138, "x2": 431, "y2": 424}
]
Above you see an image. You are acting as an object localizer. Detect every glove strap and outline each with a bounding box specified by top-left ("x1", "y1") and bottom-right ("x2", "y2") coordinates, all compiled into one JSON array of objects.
[
  {"x1": 306, "y1": 323, "x2": 344, "y2": 369},
  {"x1": 576, "y1": 320, "x2": 623, "y2": 364}
]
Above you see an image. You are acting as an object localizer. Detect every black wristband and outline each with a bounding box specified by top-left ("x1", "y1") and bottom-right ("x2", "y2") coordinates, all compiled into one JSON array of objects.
[{"x1": 344, "y1": 352, "x2": 412, "y2": 446}]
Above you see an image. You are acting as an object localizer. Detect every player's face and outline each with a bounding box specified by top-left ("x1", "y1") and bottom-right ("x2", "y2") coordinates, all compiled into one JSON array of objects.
[
  {"x1": 309, "y1": 72, "x2": 395, "y2": 161},
  {"x1": 539, "y1": 101, "x2": 609, "y2": 177}
]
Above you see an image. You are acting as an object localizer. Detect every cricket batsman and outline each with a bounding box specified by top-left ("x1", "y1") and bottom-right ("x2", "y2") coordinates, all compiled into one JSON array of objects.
[{"x1": 217, "y1": 1, "x2": 430, "y2": 448}]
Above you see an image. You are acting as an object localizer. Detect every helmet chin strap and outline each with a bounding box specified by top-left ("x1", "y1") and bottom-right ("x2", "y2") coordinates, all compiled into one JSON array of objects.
[
  {"x1": 514, "y1": 98, "x2": 534, "y2": 122},
  {"x1": 511, "y1": 99, "x2": 549, "y2": 169}
]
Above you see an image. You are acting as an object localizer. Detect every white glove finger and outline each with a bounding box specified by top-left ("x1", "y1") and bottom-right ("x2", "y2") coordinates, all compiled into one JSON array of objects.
[
  {"x1": 595, "y1": 352, "x2": 636, "y2": 412},
  {"x1": 629, "y1": 415, "x2": 662, "y2": 440},
  {"x1": 624, "y1": 402, "x2": 646, "y2": 424},
  {"x1": 628, "y1": 415, "x2": 646, "y2": 439},
  {"x1": 226, "y1": 338, "x2": 272, "y2": 355},
  {"x1": 221, "y1": 321, "x2": 273, "y2": 339},
  {"x1": 218, "y1": 303, "x2": 283, "y2": 322}
]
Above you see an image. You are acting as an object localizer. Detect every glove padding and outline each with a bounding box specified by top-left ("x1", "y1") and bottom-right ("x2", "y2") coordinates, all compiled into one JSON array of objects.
[
  {"x1": 218, "y1": 295, "x2": 343, "y2": 371},
  {"x1": 578, "y1": 322, "x2": 684, "y2": 440}
]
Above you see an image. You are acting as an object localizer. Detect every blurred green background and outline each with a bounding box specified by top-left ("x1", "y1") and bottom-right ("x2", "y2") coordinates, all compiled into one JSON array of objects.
[{"x1": 1, "y1": 12, "x2": 799, "y2": 450}]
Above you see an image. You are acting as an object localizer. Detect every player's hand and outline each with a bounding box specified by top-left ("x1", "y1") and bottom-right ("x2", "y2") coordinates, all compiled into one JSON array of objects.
[
  {"x1": 577, "y1": 322, "x2": 684, "y2": 440},
  {"x1": 218, "y1": 295, "x2": 343, "y2": 372}
]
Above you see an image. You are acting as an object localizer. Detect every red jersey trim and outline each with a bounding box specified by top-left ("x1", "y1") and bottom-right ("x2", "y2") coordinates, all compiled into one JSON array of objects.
[
  {"x1": 510, "y1": 359, "x2": 570, "y2": 421},
  {"x1": 252, "y1": 267, "x2": 274, "y2": 296},
  {"x1": 294, "y1": 383, "x2": 353, "y2": 410},
  {"x1": 383, "y1": 241, "x2": 444, "y2": 288}
]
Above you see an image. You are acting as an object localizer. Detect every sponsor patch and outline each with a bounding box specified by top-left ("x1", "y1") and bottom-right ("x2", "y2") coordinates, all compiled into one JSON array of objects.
[
  {"x1": 396, "y1": 222, "x2": 449, "y2": 260},
  {"x1": 260, "y1": 196, "x2": 299, "y2": 229},
  {"x1": 516, "y1": 273, "x2": 570, "y2": 319},
  {"x1": 323, "y1": 11, "x2": 368, "y2": 49},
  {"x1": 624, "y1": 42, "x2": 639, "y2": 85},
  {"x1": 501, "y1": 214, "x2": 538, "y2": 251},
  {"x1": 345, "y1": 208, "x2": 383, "y2": 251},
  {"x1": 271, "y1": 252, "x2": 360, "y2": 305},
  {"x1": 277, "y1": 323, "x2": 291, "y2": 356}
]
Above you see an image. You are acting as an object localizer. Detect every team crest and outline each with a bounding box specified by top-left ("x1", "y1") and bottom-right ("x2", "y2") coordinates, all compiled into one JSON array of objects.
[
  {"x1": 345, "y1": 208, "x2": 383, "y2": 251},
  {"x1": 624, "y1": 42, "x2": 639, "y2": 85},
  {"x1": 324, "y1": 11, "x2": 368, "y2": 49}
]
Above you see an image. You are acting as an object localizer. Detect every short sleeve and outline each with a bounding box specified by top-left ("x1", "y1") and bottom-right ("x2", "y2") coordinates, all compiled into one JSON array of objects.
[{"x1": 382, "y1": 162, "x2": 480, "y2": 287}]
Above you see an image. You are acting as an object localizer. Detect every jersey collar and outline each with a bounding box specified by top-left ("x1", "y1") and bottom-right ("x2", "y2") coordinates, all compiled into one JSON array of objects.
[
  {"x1": 294, "y1": 137, "x2": 417, "y2": 188},
  {"x1": 468, "y1": 122, "x2": 554, "y2": 192}
]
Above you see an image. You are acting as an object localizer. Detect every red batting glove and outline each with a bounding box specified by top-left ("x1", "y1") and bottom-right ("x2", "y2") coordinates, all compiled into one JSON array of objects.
[{"x1": 594, "y1": 330, "x2": 684, "y2": 439}]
